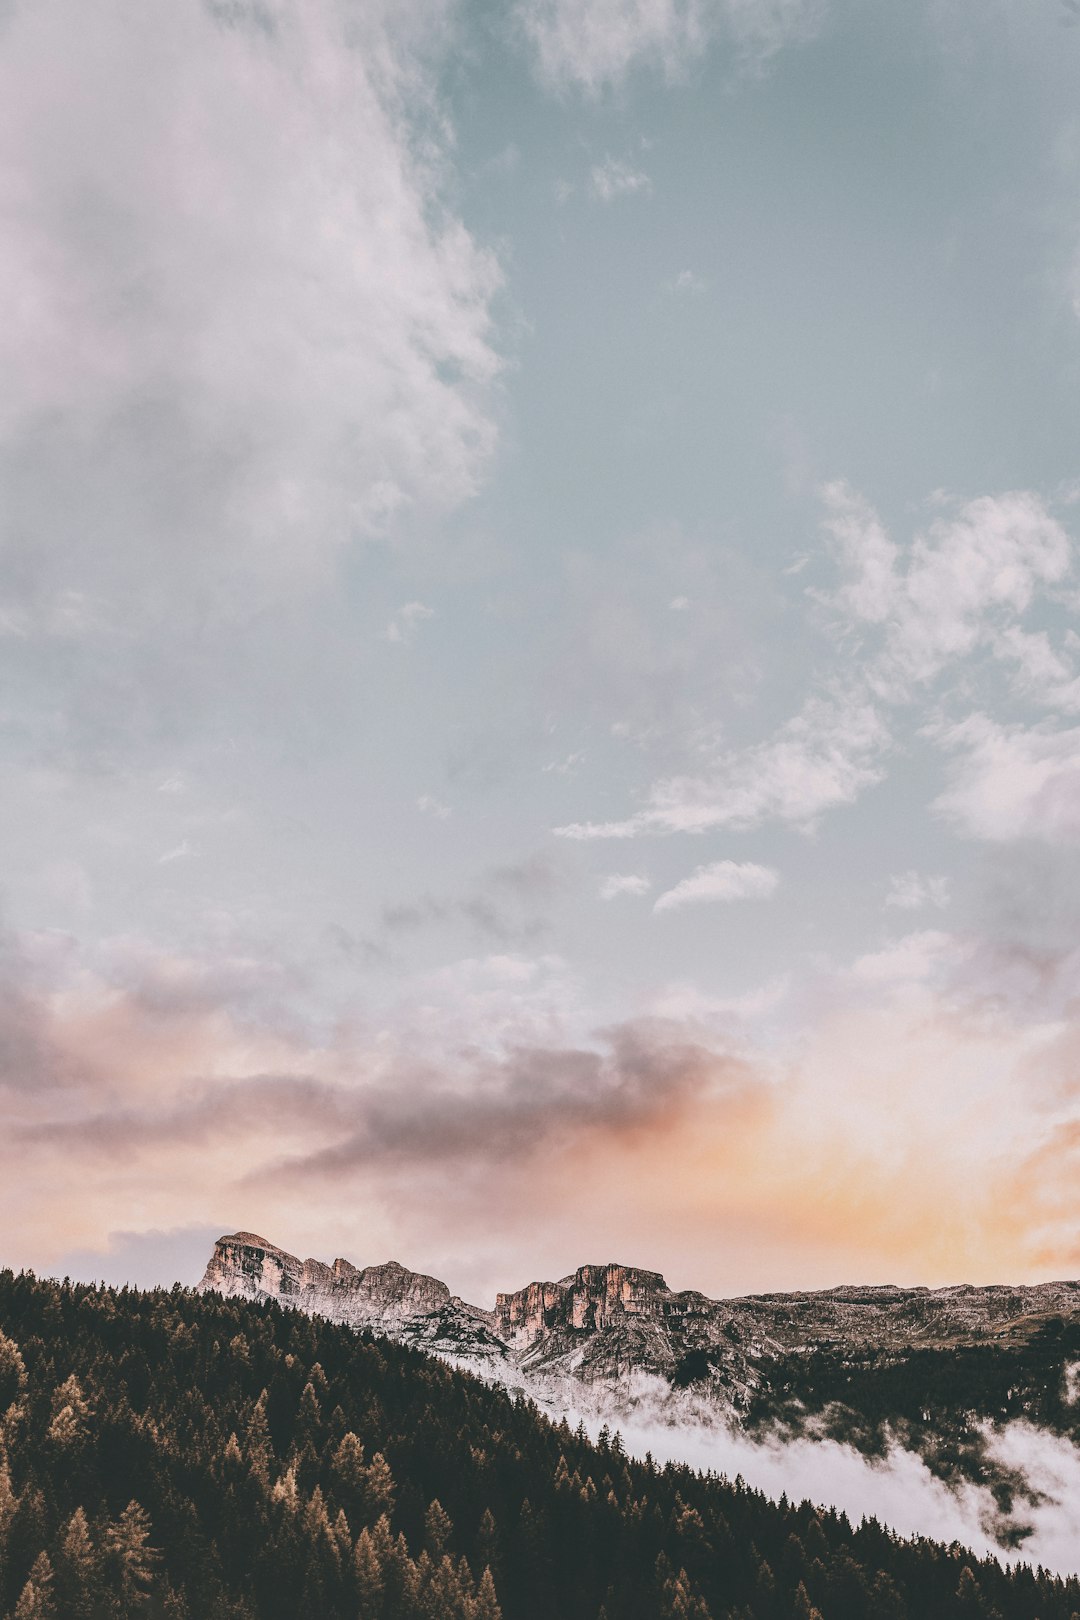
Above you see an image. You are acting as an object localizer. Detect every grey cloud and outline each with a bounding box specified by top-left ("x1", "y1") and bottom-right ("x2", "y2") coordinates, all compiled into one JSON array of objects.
[
  {"x1": 8, "y1": 1019, "x2": 744, "y2": 1191},
  {"x1": 380, "y1": 852, "x2": 572, "y2": 942},
  {"x1": 249, "y1": 1020, "x2": 742, "y2": 1186}
]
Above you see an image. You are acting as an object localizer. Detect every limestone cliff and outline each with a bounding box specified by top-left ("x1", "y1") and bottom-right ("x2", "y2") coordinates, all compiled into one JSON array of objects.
[{"x1": 197, "y1": 1232, "x2": 1080, "y2": 1426}]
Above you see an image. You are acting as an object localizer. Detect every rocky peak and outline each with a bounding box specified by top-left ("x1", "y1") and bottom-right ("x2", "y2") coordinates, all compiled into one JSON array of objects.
[
  {"x1": 197, "y1": 1233, "x2": 450, "y2": 1328},
  {"x1": 492, "y1": 1261, "x2": 692, "y2": 1347}
]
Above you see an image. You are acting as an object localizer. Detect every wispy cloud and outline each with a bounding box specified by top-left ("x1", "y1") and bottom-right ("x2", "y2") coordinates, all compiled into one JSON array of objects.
[
  {"x1": 557, "y1": 694, "x2": 888, "y2": 838},
  {"x1": 885, "y1": 871, "x2": 951, "y2": 911},
  {"x1": 386, "y1": 602, "x2": 435, "y2": 645},
  {"x1": 519, "y1": 0, "x2": 824, "y2": 93},
  {"x1": 589, "y1": 156, "x2": 653, "y2": 200},
  {"x1": 654, "y1": 860, "x2": 778, "y2": 911},
  {"x1": 599, "y1": 872, "x2": 651, "y2": 899}
]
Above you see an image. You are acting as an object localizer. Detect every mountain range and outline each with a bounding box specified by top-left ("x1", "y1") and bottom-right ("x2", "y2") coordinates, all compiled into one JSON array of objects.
[{"x1": 198, "y1": 1231, "x2": 1080, "y2": 1496}]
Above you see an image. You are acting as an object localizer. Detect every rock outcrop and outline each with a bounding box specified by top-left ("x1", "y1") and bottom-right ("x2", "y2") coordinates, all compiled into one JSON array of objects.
[{"x1": 197, "y1": 1232, "x2": 1080, "y2": 1423}]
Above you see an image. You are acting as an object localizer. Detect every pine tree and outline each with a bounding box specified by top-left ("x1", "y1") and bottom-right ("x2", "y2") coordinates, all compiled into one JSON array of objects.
[
  {"x1": 475, "y1": 1507, "x2": 500, "y2": 1585},
  {"x1": 246, "y1": 1388, "x2": 274, "y2": 1478},
  {"x1": 46, "y1": 1373, "x2": 92, "y2": 1447},
  {"x1": 12, "y1": 1551, "x2": 56, "y2": 1620},
  {"x1": 104, "y1": 1500, "x2": 160, "y2": 1614},
  {"x1": 0, "y1": 1328, "x2": 26, "y2": 1412},
  {"x1": 54, "y1": 1507, "x2": 101, "y2": 1620},
  {"x1": 361, "y1": 1451, "x2": 396, "y2": 1522},
  {"x1": 792, "y1": 1581, "x2": 823, "y2": 1620},
  {"x1": 423, "y1": 1498, "x2": 454, "y2": 1560},
  {"x1": 353, "y1": 1525, "x2": 384, "y2": 1612},
  {"x1": 0, "y1": 1440, "x2": 19, "y2": 1551},
  {"x1": 473, "y1": 1566, "x2": 503, "y2": 1620}
]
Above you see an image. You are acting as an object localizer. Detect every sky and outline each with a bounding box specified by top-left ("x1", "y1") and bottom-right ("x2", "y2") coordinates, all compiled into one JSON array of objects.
[{"x1": 3, "y1": 0, "x2": 1080, "y2": 1306}]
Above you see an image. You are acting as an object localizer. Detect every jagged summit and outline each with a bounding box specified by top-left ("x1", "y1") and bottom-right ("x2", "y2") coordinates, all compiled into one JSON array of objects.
[{"x1": 197, "y1": 1230, "x2": 1080, "y2": 1426}]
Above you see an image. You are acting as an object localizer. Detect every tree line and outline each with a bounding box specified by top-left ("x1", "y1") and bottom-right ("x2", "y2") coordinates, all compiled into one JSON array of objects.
[{"x1": 0, "y1": 1269, "x2": 1077, "y2": 1618}]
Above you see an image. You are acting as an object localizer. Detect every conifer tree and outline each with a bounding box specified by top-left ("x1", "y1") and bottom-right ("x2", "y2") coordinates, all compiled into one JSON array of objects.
[
  {"x1": 12, "y1": 1551, "x2": 56, "y2": 1620},
  {"x1": 0, "y1": 1330, "x2": 26, "y2": 1413},
  {"x1": 474, "y1": 1565, "x2": 503, "y2": 1620},
  {"x1": 53, "y1": 1507, "x2": 100, "y2": 1620},
  {"x1": 423, "y1": 1498, "x2": 454, "y2": 1561},
  {"x1": 46, "y1": 1373, "x2": 91, "y2": 1446},
  {"x1": 792, "y1": 1581, "x2": 824, "y2": 1620},
  {"x1": 104, "y1": 1500, "x2": 159, "y2": 1614}
]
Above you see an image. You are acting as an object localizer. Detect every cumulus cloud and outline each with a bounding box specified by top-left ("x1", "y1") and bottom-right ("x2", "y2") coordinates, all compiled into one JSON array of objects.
[
  {"x1": 519, "y1": 0, "x2": 824, "y2": 92},
  {"x1": 654, "y1": 859, "x2": 778, "y2": 911}
]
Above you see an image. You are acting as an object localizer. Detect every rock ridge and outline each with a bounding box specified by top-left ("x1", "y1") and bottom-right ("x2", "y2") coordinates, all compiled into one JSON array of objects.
[{"x1": 197, "y1": 1231, "x2": 1080, "y2": 1421}]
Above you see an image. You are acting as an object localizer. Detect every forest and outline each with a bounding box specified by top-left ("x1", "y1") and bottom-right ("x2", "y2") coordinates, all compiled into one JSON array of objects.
[{"x1": 0, "y1": 1269, "x2": 1077, "y2": 1620}]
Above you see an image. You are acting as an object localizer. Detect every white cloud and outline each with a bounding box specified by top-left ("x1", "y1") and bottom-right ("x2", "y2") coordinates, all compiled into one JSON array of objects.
[
  {"x1": 819, "y1": 479, "x2": 899, "y2": 625},
  {"x1": 851, "y1": 929, "x2": 962, "y2": 985},
  {"x1": 653, "y1": 859, "x2": 779, "y2": 911},
  {"x1": 599, "y1": 872, "x2": 651, "y2": 899},
  {"x1": 416, "y1": 794, "x2": 452, "y2": 820},
  {"x1": 933, "y1": 714, "x2": 1080, "y2": 845},
  {"x1": 157, "y1": 840, "x2": 193, "y2": 866},
  {"x1": 543, "y1": 750, "x2": 586, "y2": 775},
  {"x1": 557, "y1": 694, "x2": 888, "y2": 838},
  {"x1": 589, "y1": 156, "x2": 653, "y2": 200},
  {"x1": 663, "y1": 271, "x2": 707, "y2": 295},
  {"x1": 519, "y1": 0, "x2": 823, "y2": 93},
  {"x1": 822, "y1": 486, "x2": 1072, "y2": 698},
  {"x1": 386, "y1": 601, "x2": 435, "y2": 645},
  {"x1": 885, "y1": 871, "x2": 951, "y2": 911},
  {"x1": 0, "y1": 0, "x2": 501, "y2": 641}
]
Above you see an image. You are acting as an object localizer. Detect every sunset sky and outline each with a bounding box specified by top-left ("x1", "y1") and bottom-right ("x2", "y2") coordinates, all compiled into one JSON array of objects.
[{"x1": 3, "y1": 0, "x2": 1080, "y2": 1305}]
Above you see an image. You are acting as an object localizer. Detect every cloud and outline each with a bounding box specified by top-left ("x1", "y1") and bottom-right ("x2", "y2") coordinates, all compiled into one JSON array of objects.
[
  {"x1": 518, "y1": 0, "x2": 823, "y2": 92},
  {"x1": 818, "y1": 479, "x2": 899, "y2": 625},
  {"x1": 933, "y1": 714, "x2": 1080, "y2": 844},
  {"x1": 417, "y1": 794, "x2": 452, "y2": 819},
  {"x1": 380, "y1": 853, "x2": 570, "y2": 943},
  {"x1": 604, "y1": 1411, "x2": 1080, "y2": 1579},
  {"x1": 663, "y1": 272, "x2": 707, "y2": 296},
  {"x1": 600, "y1": 873, "x2": 651, "y2": 899},
  {"x1": 589, "y1": 156, "x2": 653, "y2": 200},
  {"x1": 850, "y1": 929, "x2": 964, "y2": 985},
  {"x1": 654, "y1": 859, "x2": 778, "y2": 911},
  {"x1": 556, "y1": 485, "x2": 1075, "y2": 847},
  {"x1": 0, "y1": 0, "x2": 500, "y2": 763},
  {"x1": 6, "y1": 911, "x2": 1080, "y2": 1307},
  {"x1": 885, "y1": 871, "x2": 951, "y2": 911},
  {"x1": 557, "y1": 693, "x2": 888, "y2": 837},
  {"x1": 386, "y1": 601, "x2": 436, "y2": 645},
  {"x1": 821, "y1": 484, "x2": 1072, "y2": 699}
]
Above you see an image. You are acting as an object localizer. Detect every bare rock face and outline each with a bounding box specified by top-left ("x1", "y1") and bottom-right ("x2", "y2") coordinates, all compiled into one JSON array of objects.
[
  {"x1": 197, "y1": 1232, "x2": 1080, "y2": 1428},
  {"x1": 198, "y1": 1233, "x2": 452, "y2": 1333}
]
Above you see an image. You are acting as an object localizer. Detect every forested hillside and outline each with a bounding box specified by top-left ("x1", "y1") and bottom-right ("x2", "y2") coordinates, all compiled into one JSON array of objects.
[{"x1": 0, "y1": 1270, "x2": 1077, "y2": 1620}]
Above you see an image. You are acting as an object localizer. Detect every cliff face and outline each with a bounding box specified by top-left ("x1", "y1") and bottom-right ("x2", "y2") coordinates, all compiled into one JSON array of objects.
[
  {"x1": 199, "y1": 1232, "x2": 452, "y2": 1332},
  {"x1": 197, "y1": 1232, "x2": 1080, "y2": 1424}
]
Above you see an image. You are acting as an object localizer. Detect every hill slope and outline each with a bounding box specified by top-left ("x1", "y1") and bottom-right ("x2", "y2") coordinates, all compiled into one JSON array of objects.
[{"x1": 1, "y1": 1268, "x2": 1079, "y2": 1618}]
